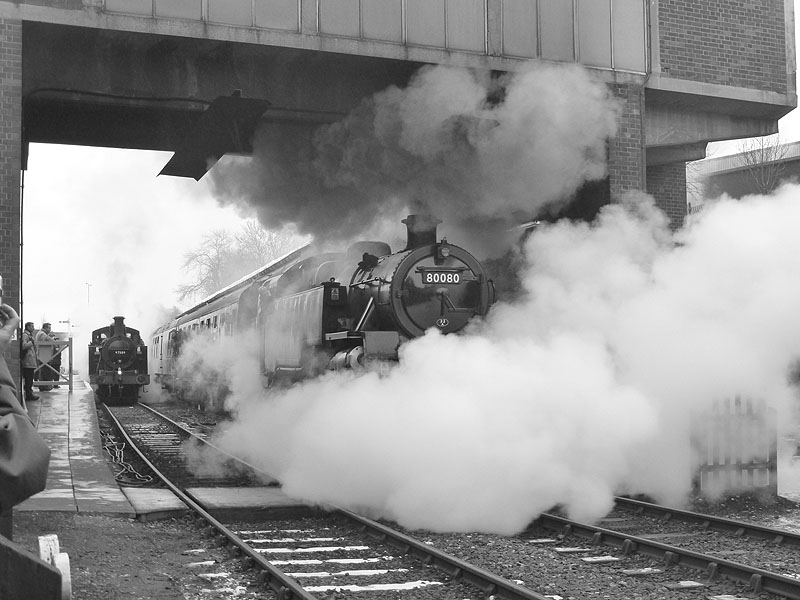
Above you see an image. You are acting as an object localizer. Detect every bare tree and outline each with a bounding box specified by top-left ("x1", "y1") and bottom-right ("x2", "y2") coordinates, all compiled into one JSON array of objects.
[
  {"x1": 234, "y1": 220, "x2": 300, "y2": 273},
  {"x1": 177, "y1": 220, "x2": 305, "y2": 303},
  {"x1": 736, "y1": 134, "x2": 789, "y2": 195},
  {"x1": 176, "y1": 229, "x2": 236, "y2": 302},
  {"x1": 685, "y1": 159, "x2": 705, "y2": 215}
]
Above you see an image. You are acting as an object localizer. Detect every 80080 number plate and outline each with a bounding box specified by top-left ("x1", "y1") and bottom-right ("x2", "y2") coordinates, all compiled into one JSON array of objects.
[{"x1": 420, "y1": 269, "x2": 463, "y2": 284}]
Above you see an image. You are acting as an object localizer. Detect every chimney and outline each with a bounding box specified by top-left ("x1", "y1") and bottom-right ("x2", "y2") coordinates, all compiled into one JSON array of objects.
[
  {"x1": 112, "y1": 316, "x2": 126, "y2": 337},
  {"x1": 402, "y1": 214, "x2": 441, "y2": 250}
]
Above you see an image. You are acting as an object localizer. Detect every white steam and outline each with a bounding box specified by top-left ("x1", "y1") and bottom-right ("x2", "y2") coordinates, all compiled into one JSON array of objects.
[
  {"x1": 179, "y1": 186, "x2": 800, "y2": 535},
  {"x1": 182, "y1": 62, "x2": 800, "y2": 534}
]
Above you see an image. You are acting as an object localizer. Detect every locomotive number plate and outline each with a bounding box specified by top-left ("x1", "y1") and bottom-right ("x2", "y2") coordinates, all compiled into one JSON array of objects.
[{"x1": 421, "y1": 270, "x2": 462, "y2": 285}]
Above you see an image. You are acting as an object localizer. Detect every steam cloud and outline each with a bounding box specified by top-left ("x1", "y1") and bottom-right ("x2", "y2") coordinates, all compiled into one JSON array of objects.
[
  {"x1": 209, "y1": 63, "x2": 619, "y2": 250},
  {"x1": 193, "y1": 188, "x2": 800, "y2": 535},
  {"x1": 178, "y1": 63, "x2": 800, "y2": 535}
]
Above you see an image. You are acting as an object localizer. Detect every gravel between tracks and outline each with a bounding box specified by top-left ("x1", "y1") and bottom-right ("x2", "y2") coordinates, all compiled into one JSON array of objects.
[
  {"x1": 9, "y1": 394, "x2": 800, "y2": 599},
  {"x1": 12, "y1": 496, "x2": 800, "y2": 600}
]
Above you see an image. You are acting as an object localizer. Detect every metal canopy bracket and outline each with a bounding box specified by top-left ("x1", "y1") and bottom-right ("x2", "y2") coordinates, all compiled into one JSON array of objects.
[{"x1": 159, "y1": 93, "x2": 271, "y2": 180}]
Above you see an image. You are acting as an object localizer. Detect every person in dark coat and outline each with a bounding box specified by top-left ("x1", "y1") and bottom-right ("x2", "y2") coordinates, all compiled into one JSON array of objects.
[
  {"x1": 0, "y1": 304, "x2": 50, "y2": 535},
  {"x1": 50, "y1": 336, "x2": 62, "y2": 389},
  {"x1": 21, "y1": 321, "x2": 38, "y2": 402},
  {"x1": 1, "y1": 305, "x2": 26, "y2": 412}
]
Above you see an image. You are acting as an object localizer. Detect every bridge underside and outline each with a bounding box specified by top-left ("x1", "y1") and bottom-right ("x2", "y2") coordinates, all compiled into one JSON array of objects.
[{"x1": 22, "y1": 21, "x2": 423, "y2": 178}]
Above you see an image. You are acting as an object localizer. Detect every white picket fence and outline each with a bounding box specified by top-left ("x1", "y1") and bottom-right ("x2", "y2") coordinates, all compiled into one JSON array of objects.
[{"x1": 692, "y1": 396, "x2": 777, "y2": 495}]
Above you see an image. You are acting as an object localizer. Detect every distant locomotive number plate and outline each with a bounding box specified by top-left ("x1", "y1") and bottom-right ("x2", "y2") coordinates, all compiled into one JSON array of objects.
[{"x1": 422, "y1": 271, "x2": 461, "y2": 284}]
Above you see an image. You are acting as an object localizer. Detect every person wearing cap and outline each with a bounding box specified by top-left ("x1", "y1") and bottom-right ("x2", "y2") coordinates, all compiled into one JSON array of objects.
[{"x1": 21, "y1": 321, "x2": 38, "y2": 402}]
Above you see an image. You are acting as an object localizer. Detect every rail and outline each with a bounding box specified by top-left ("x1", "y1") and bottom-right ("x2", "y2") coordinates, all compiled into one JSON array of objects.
[
  {"x1": 101, "y1": 403, "x2": 318, "y2": 600},
  {"x1": 615, "y1": 496, "x2": 800, "y2": 547},
  {"x1": 535, "y1": 512, "x2": 800, "y2": 599},
  {"x1": 105, "y1": 402, "x2": 556, "y2": 600}
]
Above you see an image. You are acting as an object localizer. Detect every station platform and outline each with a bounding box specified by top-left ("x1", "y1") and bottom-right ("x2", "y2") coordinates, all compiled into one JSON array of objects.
[{"x1": 15, "y1": 383, "x2": 309, "y2": 521}]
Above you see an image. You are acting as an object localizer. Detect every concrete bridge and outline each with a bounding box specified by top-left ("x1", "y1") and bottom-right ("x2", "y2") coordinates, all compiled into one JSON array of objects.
[{"x1": 17, "y1": 0, "x2": 656, "y2": 178}]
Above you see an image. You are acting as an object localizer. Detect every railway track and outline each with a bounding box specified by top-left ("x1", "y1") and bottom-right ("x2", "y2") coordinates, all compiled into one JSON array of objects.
[
  {"x1": 521, "y1": 497, "x2": 800, "y2": 599},
  {"x1": 103, "y1": 403, "x2": 270, "y2": 487},
  {"x1": 105, "y1": 401, "x2": 800, "y2": 598},
  {"x1": 101, "y1": 402, "x2": 558, "y2": 599}
]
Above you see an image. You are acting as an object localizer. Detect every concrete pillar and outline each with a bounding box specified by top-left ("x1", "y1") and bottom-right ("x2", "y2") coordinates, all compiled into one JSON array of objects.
[{"x1": 0, "y1": 18, "x2": 23, "y2": 390}]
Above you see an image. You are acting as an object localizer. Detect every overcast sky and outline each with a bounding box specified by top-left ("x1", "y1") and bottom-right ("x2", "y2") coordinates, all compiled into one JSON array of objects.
[{"x1": 21, "y1": 145, "x2": 251, "y2": 341}]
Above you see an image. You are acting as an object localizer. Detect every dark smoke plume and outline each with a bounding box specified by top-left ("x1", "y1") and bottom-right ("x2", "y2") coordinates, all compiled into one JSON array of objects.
[{"x1": 209, "y1": 63, "x2": 620, "y2": 251}]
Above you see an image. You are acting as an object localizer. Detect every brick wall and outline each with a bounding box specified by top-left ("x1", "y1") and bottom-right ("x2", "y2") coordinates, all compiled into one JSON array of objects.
[
  {"x1": 658, "y1": 0, "x2": 788, "y2": 93},
  {"x1": 608, "y1": 83, "x2": 689, "y2": 229},
  {"x1": 647, "y1": 162, "x2": 688, "y2": 229},
  {"x1": 608, "y1": 83, "x2": 644, "y2": 199},
  {"x1": 0, "y1": 18, "x2": 22, "y2": 387}
]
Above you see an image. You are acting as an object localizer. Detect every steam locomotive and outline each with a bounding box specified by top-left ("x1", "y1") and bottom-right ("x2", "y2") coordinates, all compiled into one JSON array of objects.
[
  {"x1": 89, "y1": 316, "x2": 150, "y2": 405},
  {"x1": 150, "y1": 215, "x2": 495, "y2": 408}
]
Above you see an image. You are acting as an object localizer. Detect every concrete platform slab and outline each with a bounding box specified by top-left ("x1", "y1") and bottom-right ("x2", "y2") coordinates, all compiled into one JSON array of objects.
[
  {"x1": 186, "y1": 487, "x2": 315, "y2": 521},
  {"x1": 14, "y1": 383, "x2": 136, "y2": 517},
  {"x1": 13, "y1": 385, "x2": 312, "y2": 522},
  {"x1": 121, "y1": 488, "x2": 189, "y2": 522}
]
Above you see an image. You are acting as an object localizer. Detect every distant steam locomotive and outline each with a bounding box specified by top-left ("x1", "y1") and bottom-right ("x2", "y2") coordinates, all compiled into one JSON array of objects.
[
  {"x1": 150, "y1": 215, "x2": 495, "y2": 408},
  {"x1": 89, "y1": 316, "x2": 150, "y2": 405}
]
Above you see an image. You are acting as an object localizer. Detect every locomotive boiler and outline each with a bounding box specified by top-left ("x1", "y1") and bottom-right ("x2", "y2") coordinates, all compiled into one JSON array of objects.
[
  {"x1": 150, "y1": 215, "x2": 494, "y2": 406},
  {"x1": 89, "y1": 316, "x2": 150, "y2": 404}
]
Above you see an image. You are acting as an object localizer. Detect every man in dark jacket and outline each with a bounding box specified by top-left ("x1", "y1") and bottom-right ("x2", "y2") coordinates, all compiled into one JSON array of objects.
[{"x1": 21, "y1": 321, "x2": 38, "y2": 402}]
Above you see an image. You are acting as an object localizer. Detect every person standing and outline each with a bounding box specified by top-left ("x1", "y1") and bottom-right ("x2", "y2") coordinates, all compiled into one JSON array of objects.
[
  {"x1": 51, "y1": 335, "x2": 62, "y2": 389},
  {"x1": 35, "y1": 322, "x2": 55, "y2": 391},
  {"x1": 21, "y1": 322, "x2": 38, "y2": 402}
]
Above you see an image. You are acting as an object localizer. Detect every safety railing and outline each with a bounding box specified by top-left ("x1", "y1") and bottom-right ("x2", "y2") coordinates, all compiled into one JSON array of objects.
[{"x1": 32, "y1": 339, "x2": 73, "y2": 392}]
